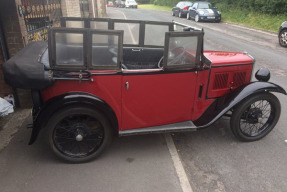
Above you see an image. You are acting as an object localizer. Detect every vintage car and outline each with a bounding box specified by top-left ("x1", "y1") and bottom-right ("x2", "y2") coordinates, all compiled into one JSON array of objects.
[{"x1": 3, "y1": 17, "x2": 286, "y2": 163}]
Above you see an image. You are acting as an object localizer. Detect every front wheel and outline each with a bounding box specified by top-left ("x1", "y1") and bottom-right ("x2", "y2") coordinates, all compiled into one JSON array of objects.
[
  {"x1": 230, "y1": 93, "x2": 281, "y2": 141},
  {"x1": 195, "y1": 14, "x2": 200, "y2": 22},
  {"x1": 279, "y1": 29, "x2": 287, "y2": 47},
  {"x1": 47, "y1": 106, "x2": 112, "y2": 163},
  {"x1": 179, "y1": 11, "x2": 182, "y2": 18},
  {"x1": 187, "y1": 12, "x2": 190, "y2": 20}
]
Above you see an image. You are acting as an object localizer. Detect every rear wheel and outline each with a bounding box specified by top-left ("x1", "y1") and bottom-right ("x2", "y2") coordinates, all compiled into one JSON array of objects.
[
  {"x1": 279, "y1": 29, "x2": 287, "y2": 47},
  {"x1": 47, "y1": 106, "x2": 112, "y2": 163},
  {"x1": 172, "y1": 11, "x2": 175, "y2": 16},
  {"x1": 230, "y1": 93, "x2": 280, "y2": 141}
]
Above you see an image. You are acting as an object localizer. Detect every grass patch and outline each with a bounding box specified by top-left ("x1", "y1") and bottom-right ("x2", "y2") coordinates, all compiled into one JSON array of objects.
[
  {"x1": 213, "y1": 3, "x2": 285, "y2": 32},
  {"x1": 138, "y1": 4, "x2": 172, "y2": 12},
  {"x1": 138, "y1": 4, "x2": 285, "y2": 32}
]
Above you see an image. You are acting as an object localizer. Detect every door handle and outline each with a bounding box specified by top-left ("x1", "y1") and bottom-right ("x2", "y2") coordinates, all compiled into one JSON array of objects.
[
  {"x1": 132, "y1": 48, "x2": 141, "y2": 52},
  {"x1": 125, "y1": 82, "x2": 129, "y2": 90}
]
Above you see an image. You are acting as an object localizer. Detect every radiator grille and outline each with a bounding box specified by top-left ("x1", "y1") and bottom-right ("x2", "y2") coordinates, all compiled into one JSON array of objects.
[
  {"x1": 233, "y1": 72, "x2": 246, "y2": 87},
  {"x1": 213, "y1": 73, "x2": 229, "y2": 89}
]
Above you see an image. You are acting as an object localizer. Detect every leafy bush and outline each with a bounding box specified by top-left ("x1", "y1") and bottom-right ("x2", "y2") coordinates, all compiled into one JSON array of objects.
[
  {"x1": 152, "y1": 0, "x2": 287, "y2": 15},
  {"x1": 208, "y1": 0, "x2": 287, "y2": 15}
]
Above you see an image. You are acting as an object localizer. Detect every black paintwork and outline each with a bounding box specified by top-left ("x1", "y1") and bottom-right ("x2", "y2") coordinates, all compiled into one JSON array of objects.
[
  {"x1": 255, "y1": 68, "x2": 271, "y2": 82},
  {"x1": 194, "y1": 81, "x2": 287, "y2": 127},
  {"x1": 29, "y1": 92, "x2": 118, "y2": 144}
]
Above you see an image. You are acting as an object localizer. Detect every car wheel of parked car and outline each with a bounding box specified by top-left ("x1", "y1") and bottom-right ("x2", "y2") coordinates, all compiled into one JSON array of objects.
[
  {"x1": 179, "y1": 11, "x2": 182, "y2": 18},
  {"x1": 195, "y1": 14, "x2": 200, "y2": 22},
  {"x1": 279, "y1": 29, "x2": 287, "y2": 47},
  {"x1": 47, "y1": 106, "x2": 112, "y2": 163},
  {"x1": 230, "y1": 93, "x2": 280, "y2": 142},
  {"x1": 187, "y1": 12, "x2": 190, "y2": 20}
]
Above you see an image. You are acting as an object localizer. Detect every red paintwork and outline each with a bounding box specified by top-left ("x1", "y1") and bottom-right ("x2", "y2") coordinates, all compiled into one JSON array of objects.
[
  {"x1": 42, "y1": 51, "x2": 254, "y2": 131},
  {"x1": 207, "y1": 65, "x2": 253, "y2": 98},
  {"x1": 204, "y1": 51, "x2": 254, "y2": 66},
  {"x1": 41, "y1": 72, "x2": 123, "y2": 130},
  {"x1": 122, "y1": 71, "x2": 197, "y2": 130},
  {"x1": 191, "y1": 69, "x2": 215, "y2": 120}
]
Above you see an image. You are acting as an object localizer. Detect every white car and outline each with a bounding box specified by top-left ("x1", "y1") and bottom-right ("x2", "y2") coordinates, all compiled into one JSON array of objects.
[{"x1": 125, "y1": 0, "x2": 137, "y2": 8}]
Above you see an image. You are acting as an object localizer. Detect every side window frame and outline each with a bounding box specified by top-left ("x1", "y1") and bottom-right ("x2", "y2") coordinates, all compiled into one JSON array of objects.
[
  {"x1": 163, "y1": 31, "x2": 204, "y2": 71},
  {"x1": 87, "y1": 29, "x2": 123, "y2": 71},
  {"x1": 48, "y1": 28, "x2": 88, "y2": 70}
]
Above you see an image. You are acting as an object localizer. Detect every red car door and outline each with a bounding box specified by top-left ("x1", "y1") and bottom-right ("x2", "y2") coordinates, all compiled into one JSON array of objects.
[{"x1": 121, "y1": 31, "x2": 203, "y2": 130}]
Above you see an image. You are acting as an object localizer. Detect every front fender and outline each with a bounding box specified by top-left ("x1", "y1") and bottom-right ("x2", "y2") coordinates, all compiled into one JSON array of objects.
[
  {"x1": 29, "y1": 92, "x2": 118, "y2": 145},
  {"x1": 194, "y1": 82, "x2": 286, "y2": 127}
]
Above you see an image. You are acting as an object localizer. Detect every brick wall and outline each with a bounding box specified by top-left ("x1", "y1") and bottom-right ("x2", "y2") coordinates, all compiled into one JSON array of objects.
[
  {"x1": 0, "y1": 0, "x2": 24, "y2": 98},
  {"x1": 61, "y1": 0, "x2": 81, "y2": 17},
  {"x1": 0, "y1": 0, "x2": 31, "y2": 107},
  {"x1": 0, "y1": 47, "x2": 12, "y2": 97}
]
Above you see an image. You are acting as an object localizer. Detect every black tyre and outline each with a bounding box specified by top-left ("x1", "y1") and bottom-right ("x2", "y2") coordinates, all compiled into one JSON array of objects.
[
  {"x1": 195, "y1": 14, "x2": 200, "y2": 22},
  {"x1": 279, "y1": 29, "x2": 287, "y2": 47},
  {"x1": 179, "y1": 11, "x2": 183, "y2": 18},
  {"x1": 172, "y1": 11, "x2": 175, "y2": 16},
  {"x1": 47, "y1": 106, "x2": 112, "y2": 163},
  {"x1": 230, "y1": 93, "x2": 280, "y2": 141},
  {"x1": 187, "y1": 12, "x2": 190, "y2": 20}
]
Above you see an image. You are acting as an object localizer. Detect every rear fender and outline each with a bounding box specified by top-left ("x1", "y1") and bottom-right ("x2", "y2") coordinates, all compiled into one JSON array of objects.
[
  {"x1": 29, "y1": 92, "x2": 118, "y2": 145},
  {"x1": 194, "y1": 82, "x2": 286, "y2": 127}
]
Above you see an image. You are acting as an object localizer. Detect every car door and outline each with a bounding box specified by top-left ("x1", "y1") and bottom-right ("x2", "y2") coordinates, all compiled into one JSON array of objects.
[
  {"x1": 121, "y1": 31, "x2": 203, "y2": 131},
  {"x1": 190, "y1": 3, "x2": 198, "y2": 19}
]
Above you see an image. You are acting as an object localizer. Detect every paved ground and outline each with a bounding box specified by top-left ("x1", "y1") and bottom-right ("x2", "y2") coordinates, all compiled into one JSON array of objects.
[{"x1": 0, "y1": 116, "x2": 184, "y2": 192}]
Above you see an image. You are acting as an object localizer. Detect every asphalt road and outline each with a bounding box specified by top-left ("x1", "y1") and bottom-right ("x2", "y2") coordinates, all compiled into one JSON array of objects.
[{"x1": 106, "y1": 7, "x2": 287, "y2": 192}]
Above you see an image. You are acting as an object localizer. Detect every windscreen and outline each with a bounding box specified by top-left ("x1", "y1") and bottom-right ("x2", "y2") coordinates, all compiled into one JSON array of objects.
[{"x1": 167, "y1": 36, "x2": 198, "y2": 67}]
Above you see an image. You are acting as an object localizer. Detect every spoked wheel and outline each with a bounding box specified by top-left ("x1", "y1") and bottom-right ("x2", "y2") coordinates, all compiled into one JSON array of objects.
[
  {"x1": 47, "y1": 106, "x2": 112, "y2": 163},
  {"x1": 279, "y1": 29, "x2": 287, "y2": 47},
  {"x1": 179, "y1": 11, "x2": 182, "y2": 18},
  {"x1": 172, "y1": 11, "x2": 175, "y2": 16},
  {"x1": 230, "y1": 93, "x2": 281, "y2": 141}
]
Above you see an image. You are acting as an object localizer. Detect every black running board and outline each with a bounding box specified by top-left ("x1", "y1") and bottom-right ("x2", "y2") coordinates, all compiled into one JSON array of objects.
[{"x1": 119, "y1": 121, "x2": 197, "y2": 136}]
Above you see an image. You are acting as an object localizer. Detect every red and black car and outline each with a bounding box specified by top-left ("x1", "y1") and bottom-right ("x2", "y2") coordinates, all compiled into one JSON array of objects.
[{"x1": 3, "y1": 18, "x2": 286, "y2": 163}]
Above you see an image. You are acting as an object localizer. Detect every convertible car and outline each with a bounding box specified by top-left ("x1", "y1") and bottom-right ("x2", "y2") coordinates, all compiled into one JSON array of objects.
[{"x1": 3, "y1": 18, "x2": 286, "y2": 163}]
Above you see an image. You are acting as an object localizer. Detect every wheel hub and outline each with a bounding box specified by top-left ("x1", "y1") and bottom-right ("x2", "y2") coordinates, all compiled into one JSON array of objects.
[
  {"x1": 76, "y1": 134, "x2": 83, "y2": 141},
  {"x1": 74, "y1": 124, "x2": 86, "y2": 142},
  {"x1": 247, "y1": 108, "x2": 262, "y2": 124}
]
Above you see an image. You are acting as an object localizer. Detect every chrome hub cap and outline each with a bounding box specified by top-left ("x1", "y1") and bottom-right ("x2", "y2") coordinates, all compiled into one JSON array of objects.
[
  {"x1": 280, "y1": 32, "x2": 287, "y2": 45},
  {"x1": 76, "y1": 134, "x2": 83, "y2": 141}
]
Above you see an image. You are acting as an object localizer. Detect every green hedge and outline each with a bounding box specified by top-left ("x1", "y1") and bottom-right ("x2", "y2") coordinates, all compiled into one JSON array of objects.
[{"x1": 152, "y1": 0, "x2": 287, "y2": 15}]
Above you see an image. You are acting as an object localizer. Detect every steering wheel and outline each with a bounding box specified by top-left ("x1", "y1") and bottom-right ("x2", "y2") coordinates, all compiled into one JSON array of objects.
[
  {"x1": 157, "y1": 56, "x2": 164, "y2": 68},
  {"x1": 167, "y1": 46, "x2": 186, "y2": 65}
]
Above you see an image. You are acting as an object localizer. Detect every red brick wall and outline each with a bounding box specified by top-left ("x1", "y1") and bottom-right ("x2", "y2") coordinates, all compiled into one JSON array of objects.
[
  {"x1": 0, "y1": 0, "x2": 27, "y2": 102},
  {"x1": 0, "y1": 46, "x2": 12, "y2": 97}
]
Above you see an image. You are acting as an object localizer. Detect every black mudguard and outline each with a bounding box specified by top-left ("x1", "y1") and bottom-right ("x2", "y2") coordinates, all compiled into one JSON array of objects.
[
  {"x1": 194, "y1": 82, "x2": 286, "y2": 127},
  {"x1": 29, "y1": 92, "x2": 118, "y2": 145}
]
